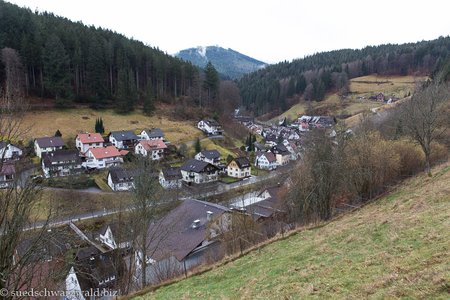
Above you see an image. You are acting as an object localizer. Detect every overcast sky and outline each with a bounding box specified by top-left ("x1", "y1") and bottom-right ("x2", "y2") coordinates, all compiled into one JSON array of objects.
[{"x1": 6, "y1": 0, "x2": 450, "y2": 64}]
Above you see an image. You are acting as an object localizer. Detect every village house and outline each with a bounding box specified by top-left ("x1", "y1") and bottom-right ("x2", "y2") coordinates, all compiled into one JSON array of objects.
[
  {"x1": 133, "y1": 199, "x2": 230, "y2": 285},
  {"x1": 135, "y1": 140, "x2": 167, "y2": 160},
  {"x1": 0, "y1": 141, "x2": 23, "y2": 161},
  {"x1": 84, "y1": 146, "x2": 123, "y2": 169},
  {"x1": 283, "y1": 140, "x2": 301, "y2": 161},
  {"x1": 140, "y1": 128, "x2": 165, "y2": 141},
  {"x1": 109, "y1": 130, "x2": 139, "y2": 149},
  {"x1": 66, "y1": 247, "x2": 119, "y2": 300},
  {"x1": 270, "y1": 144, "x2": 291, "y2": 166},
  {"x1": 0, "y1": 163, "x2": 15, "y2": 188},
  {"x1": 195, "y1": 150, "x2": 221, "y2": 166},
  {"x1": 41, "y1": 150, "x2": 82, "y2": 178},
  {"x1": 197, "y1": 119, "x2": 223, "y2": 135},
  {"x1": 34, "y1": 136, "x2": 65, "y2": 158},
  {"x1": 159, "y1": 166, "x2": 182, "y2": 189},
  {"x1": 254, "y1": 151, "x2": 278, "y2": 170},
  {"x1": 180, "y1": 159, "x2": 219, "y2": 184},
  {"x1": 75, "y1": 133, "x2": 104, "y2": 154},
  {"x1": 107, "y1": 167, "x2": 136, "y2": 191},
  {"x1": 97, "y1": 223, "x2": 132, "y2": 250},
  {"x1": 227, "y1": 157, "x2": 251, "y2": 178}
]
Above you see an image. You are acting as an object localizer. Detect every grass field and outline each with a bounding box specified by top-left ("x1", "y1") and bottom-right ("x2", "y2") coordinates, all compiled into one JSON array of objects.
[
  {"x1": 136, "y1": 162, "x2": 450, "y2": 299},
  {"x1": 270, "y1": 74, "x2": 427, "y2": 124},
  {"x1": 32, "y1": 188, "x2": 132, "y2": 221},
  {"x1": 19, "y1": 108, "x2": 202, "y2": 145}
]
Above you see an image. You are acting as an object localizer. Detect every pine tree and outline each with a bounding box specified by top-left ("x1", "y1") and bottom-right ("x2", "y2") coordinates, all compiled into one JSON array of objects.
[
  {"x1": 202, "y1": 61, "x2": 219, "y2": 104},
  {"x1": 99, "y1": 118, "x2": 105, "y2": 134},
  {"x1": 143, "y1": 81, "x2": 155, "y2": 115},
  {"x1": 194, "y1": 138, "x2": 201, "y2": 153},
  {"x1": 42, "y1": 34, "x2": 71, "y2": 101},
  {"x1": 54, "y1": 129, "x2": 62, "y2": 137}
]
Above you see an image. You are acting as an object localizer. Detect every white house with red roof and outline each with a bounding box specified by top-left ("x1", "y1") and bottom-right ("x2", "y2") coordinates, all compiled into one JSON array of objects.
[
  {"x1": 75, "y1": 133, "x2": 104, "y2": 154},
  {"x1": 135, "y1": 140, "x2": 167, "y2": 160},
  {"x1": 83, "y1": 146, "x2": 123, "y2": 169}
]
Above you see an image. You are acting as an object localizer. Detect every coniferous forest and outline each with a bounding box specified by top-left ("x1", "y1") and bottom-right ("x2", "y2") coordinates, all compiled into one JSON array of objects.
[
  {"x1": 238, "y1": 37, "x2": 450, "y2": 115},
  {"x1": 0, "y1": 0, "x2": 199, "y2": 112}
]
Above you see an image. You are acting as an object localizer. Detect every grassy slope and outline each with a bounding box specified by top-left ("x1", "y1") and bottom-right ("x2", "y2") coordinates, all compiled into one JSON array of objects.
[
  {"x1": 271, "y1": 75, "x2": 426, "y2": 123},
  {"x1": 138, "y1": 163, "x2": 450, "y2": 299},
  {"x1": 19, "y1": 108, "x2": 202, "y2": 145}
]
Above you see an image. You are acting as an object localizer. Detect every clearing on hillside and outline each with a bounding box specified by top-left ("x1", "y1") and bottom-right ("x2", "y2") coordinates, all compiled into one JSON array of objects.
[
  {"x1": 18, "y1": 108, "x2": 202, "y2": 145},
  {"x1": 271, "y1": 74, "x2": 427, "y2": 124},
  {"x1": 135, "y1": 162, "x2": 450, "y2": 299}
]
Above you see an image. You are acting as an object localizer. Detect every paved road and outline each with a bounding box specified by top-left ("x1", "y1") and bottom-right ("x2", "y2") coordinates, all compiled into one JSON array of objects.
[{"x1": 23, "y1": 165, "x2": 293, "y2": 232}]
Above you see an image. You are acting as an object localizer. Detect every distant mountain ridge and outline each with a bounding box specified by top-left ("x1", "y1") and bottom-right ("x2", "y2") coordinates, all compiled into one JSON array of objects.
[{"x1": 176, "y1": 46, "x2": 267, "y2": 79}]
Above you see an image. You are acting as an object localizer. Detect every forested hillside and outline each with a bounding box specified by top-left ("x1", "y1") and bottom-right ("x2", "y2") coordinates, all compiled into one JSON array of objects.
[
  {"x1": 239, "y1": 37, "x2": 450, "y2": 115},
  {"x1": 0, "y1": 0, "x2": 199, "y2": 112}
]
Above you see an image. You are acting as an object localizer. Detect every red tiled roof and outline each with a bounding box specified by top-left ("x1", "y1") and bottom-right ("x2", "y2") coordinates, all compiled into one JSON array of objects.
[
  {"x1": 119, "y1": 150, "x2": 129, "y2": 156},
  {"x1": 138, "y1": 140, "x2": 167, "y2": 151},
  {"x1": 88, "y1": 146, "x2": 121, "y2": 159},
  {"x1": 77, "y1": 133, "x2": 104, "y2": 144}
]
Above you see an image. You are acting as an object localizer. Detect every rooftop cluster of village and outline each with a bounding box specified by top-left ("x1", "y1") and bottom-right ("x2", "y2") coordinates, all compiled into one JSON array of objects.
[{"x1": 1, "y1": 111, "x2": 339, "y2": 297}]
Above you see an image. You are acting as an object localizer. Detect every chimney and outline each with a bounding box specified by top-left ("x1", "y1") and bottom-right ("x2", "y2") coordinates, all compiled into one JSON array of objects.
[
  {"x1": 192, "y1": 219, "x2": 200, "y2": 229},
  {"x1": 207, "y1": 211, "x2": 213, "y2": 221}
]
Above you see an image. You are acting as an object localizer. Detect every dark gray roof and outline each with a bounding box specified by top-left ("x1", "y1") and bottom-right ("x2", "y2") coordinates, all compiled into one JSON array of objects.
[
  {"x1": 35, "y1": 136, "x2": 65, "y2": 148},
  {"x1": 144, "y1": 128, "x2": 165, "y2": 138},
  {"x1": 233, "y1": 157, "x2": 250, "y2": 169},
  {"x1": 0, "y1": 163, "x2": 15, "y2": 176},
  {"x1": 271, "y1": 143, "x2": 290, "y2": 155},
  {"x1": 108, "y1": 167, "x2": 136, "y2": 184},
  {"x1": 181, "y1": 159, "x2": 218, "y2": 173},
  {"x1": 147, "y1": 199, "x2": 229, "y2": 261},
  {"x1": 162, "y1": 167, "x2": 182, "y2": 180},
  {"x1": 200, "y1": 150, "x2": 221, "y2": 160},
  {"x1": 203, "y1": 119, "x2": 220, "y2": 127},
  {"x1": 110, "y1": 131, "x2": 139, "y2": 141},
  {"x1": 42, "y1": 150, "x2": 81, "y2": 168}
]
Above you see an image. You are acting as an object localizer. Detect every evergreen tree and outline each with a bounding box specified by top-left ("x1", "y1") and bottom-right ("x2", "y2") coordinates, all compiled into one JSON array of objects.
[
  {"x1": 116, "y1": 67, "x2": 138, "y2": 113},
  {"x1": 143, "y1": 81, "x2": 155, "y2": 115},
  {"x1": 194, "y1": 138, "x2": 201, "y2": 153},
  {"x1": 42, "y1": 34, "x2": 71, "y2": 100},
  {"x1": 54, "y1": 129, "x2": 62, "y2": 137},
  {"x1": 99, "y1": 118, "x2": 104, "y2": 134},
  {"x1": 202, "y1": 61, "x2": 219, "y2": 103}
]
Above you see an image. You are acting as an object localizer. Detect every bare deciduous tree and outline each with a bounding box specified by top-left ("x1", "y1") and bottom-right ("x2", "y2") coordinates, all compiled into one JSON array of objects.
[{"x1": 402, "y1": 82, "x2": 450, "y2": 175}]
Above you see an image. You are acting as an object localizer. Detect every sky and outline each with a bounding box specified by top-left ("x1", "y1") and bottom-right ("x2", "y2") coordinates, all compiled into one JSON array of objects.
[{"x1": 6, "y1": 0, "x2": 450, "y2": 64}]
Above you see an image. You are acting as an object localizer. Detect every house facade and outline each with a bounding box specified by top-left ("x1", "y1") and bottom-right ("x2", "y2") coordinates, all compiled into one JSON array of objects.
[
  {"x1": 98, "y1": 224, "x2": 131, "y2": 250},
  {"x1": 197, "y1": 119, "x2": 222, "y2": 135},
  {"x1": 159, "y1": 167, "x2": 182, "y2": 189},
  {"x1": 75, "y1": 133, "x2": 104, "y2": 154},
  {"x1": 140, "y1": 128, "x2": 165, "y2": 141},
  {"x1": 84, "y1": 146, "x2": 123, "y2": 169},
  {"x1": 270, "y1": 144, "x2": 291, "y2": 166},
  {"x1": 135, "y1": 140, "x2": 167, "y2": 160},
  {"x1": 181, "y1": 159, "x2": 219, "y2": 184},
  {"x1": 107, "y1": 167, "x2": 135, "y2": 191},
  {"x1": 195, "y1": 150, "x2": 221, "y2": 166},
  {"x1": 255, "y1": 152, "x2": 277, "y2": 170},
  {"x1": 41, "y1": 150, "x2": 83, "y2": 178},
  {"x1": 227, "y1": 157, "x2": 251, "y2": 178},
  {"x1": 109, "y1": 131, "x2": 139, "y2": 149},
  {"x1": 34, "y1": 137, "x2": 65, "y2": 158},
  {"x1": 0, "y1": 142, "x2": 23, "y2": 161},
  {"x1": 0, "y1": 164, "x2": 15, "y2": 188}
]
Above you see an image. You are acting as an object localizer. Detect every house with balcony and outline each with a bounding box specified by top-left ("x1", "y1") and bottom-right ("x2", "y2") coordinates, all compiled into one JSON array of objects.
[
  {"x1": 140, "y1": 128, "x2": 165, "y2": 141},
  {"x1": 34, "y1": 136, "x2": 65, "y2": 158},
  {"x1": 75, "y1": 133, "x2": 104, "y2": 154},
  {"x1": 180, "y1": 159, "x2": 219, "y2": 185},
  {"x1": 197, "y1": 119, "x2": 222, "y2": 135},
  {"x1": 107, "y1": 167, "x2": 136, "y2": 191},
  {"x1": 135, "y1": 140, "x2": 167, "y2": 160},
  {"x1": 194, "y1": 150, "x2": 221, "y2": 166},
  {"x1": 41, "y1": 150, "x2": 83, "y2": 178},
  {"x1": 109, "y1": 131, "x2": 139, "y2": 149},
  {"x1": 84, "y1": 146, "x2": 123, "y2": 170},
  {"x1": 159, "y1": 167, "x2": 182, "y2": 189}
]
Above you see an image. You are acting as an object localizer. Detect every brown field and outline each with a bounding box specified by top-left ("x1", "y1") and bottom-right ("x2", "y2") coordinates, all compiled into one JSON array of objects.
[{"x1": 18, "y1": 108, "x2": 202, "y2": 145}]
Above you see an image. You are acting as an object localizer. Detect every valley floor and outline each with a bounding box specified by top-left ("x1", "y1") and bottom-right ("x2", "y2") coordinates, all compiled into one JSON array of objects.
[{"x1": 135, "y1": 162, "x2": 450, "y2": 299}]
